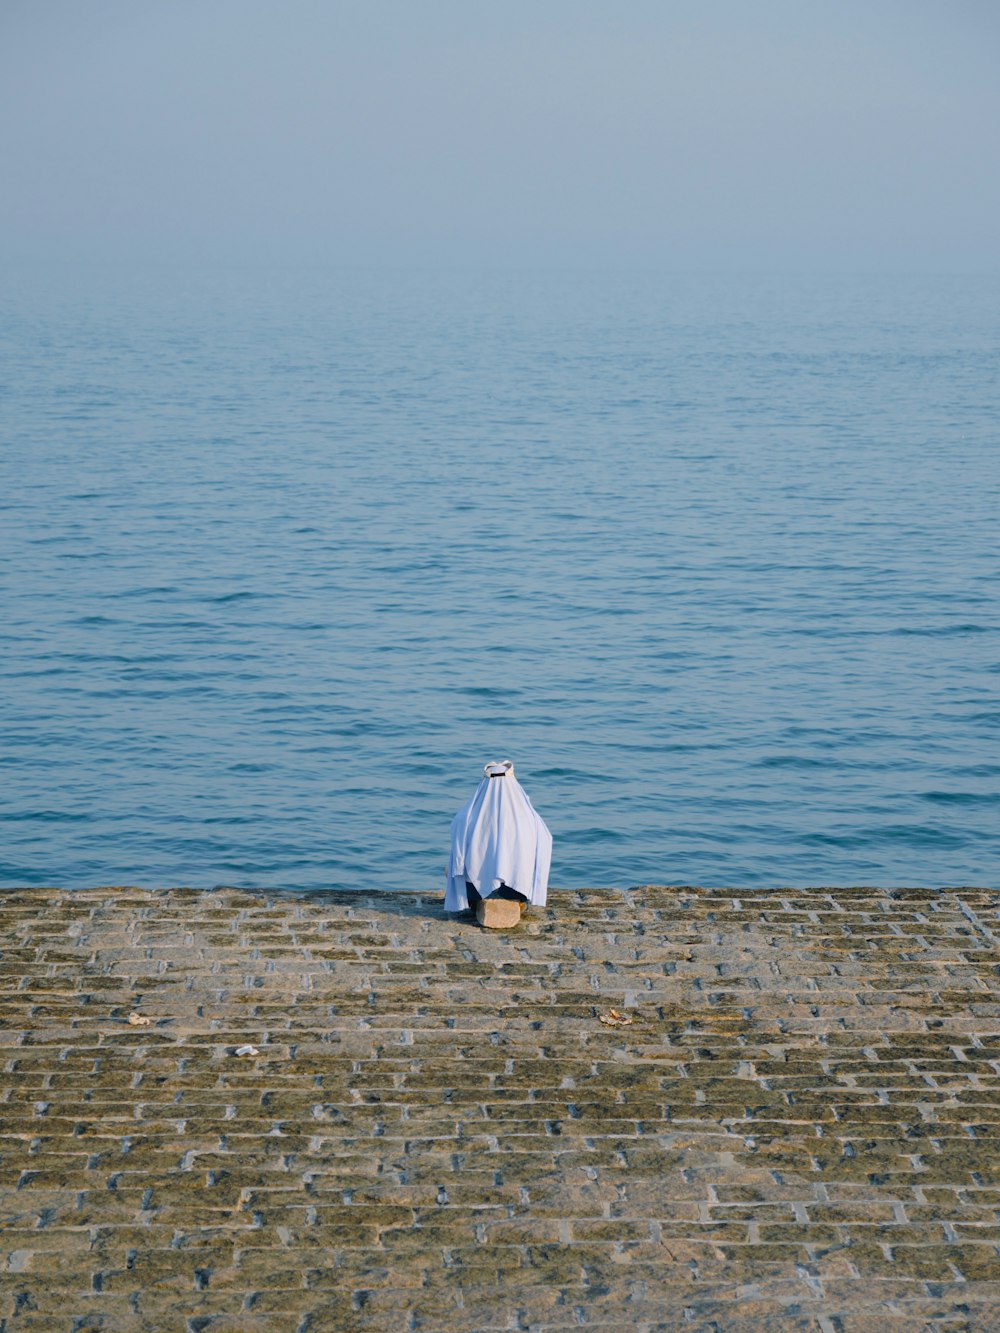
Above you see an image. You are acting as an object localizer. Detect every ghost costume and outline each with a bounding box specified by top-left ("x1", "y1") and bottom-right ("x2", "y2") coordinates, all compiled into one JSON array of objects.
[{"x1": 445, "y1": 761, "x2": 552, "y2": 912}]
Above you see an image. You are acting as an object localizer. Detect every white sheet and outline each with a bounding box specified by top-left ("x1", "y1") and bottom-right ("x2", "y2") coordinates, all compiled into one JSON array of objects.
[{"x1": 445, "y1": 761, "x2": 552, "y2": 911}]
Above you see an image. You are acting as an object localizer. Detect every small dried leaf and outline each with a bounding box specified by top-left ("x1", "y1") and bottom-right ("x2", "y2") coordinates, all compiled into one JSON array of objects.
[
  {"x1": 127, "y1": 1013, "x2": 152, "y2": 1027},
  {"x1": 598, "y1": 1010, "x2": 634, "y2": 1027}
]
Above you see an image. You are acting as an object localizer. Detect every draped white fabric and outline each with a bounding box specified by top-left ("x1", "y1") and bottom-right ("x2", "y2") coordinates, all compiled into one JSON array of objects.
[{"x1": 445, "y1": 762, "x2": 552, "y2": 911}]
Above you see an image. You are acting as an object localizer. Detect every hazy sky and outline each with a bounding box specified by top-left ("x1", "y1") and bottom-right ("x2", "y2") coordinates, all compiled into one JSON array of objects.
[{"x1": 2, "y1": 0, "x2": 998, "y2": 270}]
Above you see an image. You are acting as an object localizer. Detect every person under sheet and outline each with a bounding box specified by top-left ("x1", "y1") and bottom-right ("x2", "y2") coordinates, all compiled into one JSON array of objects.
[{"x1": 445, "y1": 760, "x2": 552, "y2": 913}]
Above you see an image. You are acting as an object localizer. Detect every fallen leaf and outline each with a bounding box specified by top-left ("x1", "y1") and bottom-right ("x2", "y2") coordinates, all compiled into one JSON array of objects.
[
  {"x1": 127, "y1": 1013, "x2": 152, "y2": 1027},
  {"x1": 598, "y1": 1010, "x2": 634, "y2": 1027}
]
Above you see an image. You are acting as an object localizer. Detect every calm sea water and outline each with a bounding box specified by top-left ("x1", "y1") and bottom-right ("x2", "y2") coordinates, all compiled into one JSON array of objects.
[{"x1": 1, "y1": 265, "x2": 997, "y2": 891}]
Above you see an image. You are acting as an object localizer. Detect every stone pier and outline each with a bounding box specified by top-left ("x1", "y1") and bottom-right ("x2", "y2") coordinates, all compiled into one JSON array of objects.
[{"x1": 1, "y1": 884, "x2": 999, "y2": 1331}]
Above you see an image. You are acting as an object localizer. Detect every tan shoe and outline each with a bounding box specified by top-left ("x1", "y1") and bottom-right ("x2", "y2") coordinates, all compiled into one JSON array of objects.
[{"x1": 475, "y1": 896, "x2": 523, "y2": 929}]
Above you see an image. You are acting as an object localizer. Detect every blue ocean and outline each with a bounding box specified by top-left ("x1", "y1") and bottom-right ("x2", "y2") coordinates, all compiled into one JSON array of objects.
[{"x1": 1, "y1": 265, "x2": 997, "y2": 891}]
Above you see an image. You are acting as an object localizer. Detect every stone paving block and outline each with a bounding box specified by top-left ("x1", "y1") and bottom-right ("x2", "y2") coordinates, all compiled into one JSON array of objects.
[{"x1": 3, "y1": 883, "x2": 1000, "y2": 1329}]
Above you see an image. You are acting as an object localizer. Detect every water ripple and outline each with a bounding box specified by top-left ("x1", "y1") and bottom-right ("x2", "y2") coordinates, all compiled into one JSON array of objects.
[{"x1": 1, "y1": 266, "x2": 997, "y2": 889}]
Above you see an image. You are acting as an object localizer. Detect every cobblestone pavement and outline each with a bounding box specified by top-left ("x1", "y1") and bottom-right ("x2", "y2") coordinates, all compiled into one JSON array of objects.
[{"x1": 2, "y1": 885, "x2": 1000, "y2": 1332}]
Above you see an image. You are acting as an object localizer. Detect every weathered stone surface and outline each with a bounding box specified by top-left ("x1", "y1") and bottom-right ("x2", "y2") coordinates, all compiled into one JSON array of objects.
[
  {"x1": 475, "y1": 896, "x2": 523, "y2": 930},
  {"x1": 1, "y1": 883, "x2": 999, "y2": 1330}
]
